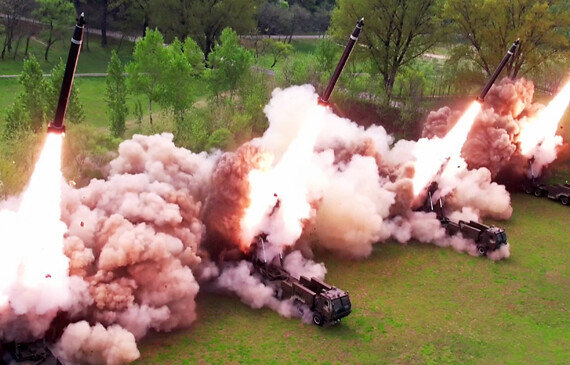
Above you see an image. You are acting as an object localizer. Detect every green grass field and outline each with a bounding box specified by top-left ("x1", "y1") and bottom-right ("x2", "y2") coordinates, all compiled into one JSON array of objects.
[
  {"x1": 0, "y1": 35, "x2": 133, "y2": 75},
  {"x1": 136, "y1": 194, "x2": 568, "y2": 364}
]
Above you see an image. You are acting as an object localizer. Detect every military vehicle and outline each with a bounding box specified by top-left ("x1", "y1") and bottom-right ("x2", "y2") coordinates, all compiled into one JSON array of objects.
[
  {"x1": 1, "y1": 340, "x2": 63, "y2": 365},
  {"x1": 523, "y1": 179, "x2": 570, "y2": 206},
  {"x1": 280, "y1": 275, "x2": 352, "y2": 326},
  {"x1": 443, "y1": 219, "x2": 508, "y2": 255},
  {"x1": 419, "y1": 184, "x2": 508, "y2": 256},
  {"x1": 251, "y1": 236, "x2": 352, "y2": 326}
]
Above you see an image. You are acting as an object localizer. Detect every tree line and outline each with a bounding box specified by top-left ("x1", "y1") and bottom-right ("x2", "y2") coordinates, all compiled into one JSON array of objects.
[
  {"x1": 2, "y1": 0, "x2": 569, "y2": 98},
  {"x1": 0, "y1": 0, "x2": 334, "y2": 61}
]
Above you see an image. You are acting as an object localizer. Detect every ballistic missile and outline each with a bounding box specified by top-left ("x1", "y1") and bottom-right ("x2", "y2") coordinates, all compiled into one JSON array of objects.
[
  {"x1": 47, "y1": 12, "x2": 85, "y2": 134},
  {"x1": 318, "y1": 18, "x2": 364, "y2": 106},
  {"x1": 477, "y1": 39, "x2": 520, "y2": 102}
]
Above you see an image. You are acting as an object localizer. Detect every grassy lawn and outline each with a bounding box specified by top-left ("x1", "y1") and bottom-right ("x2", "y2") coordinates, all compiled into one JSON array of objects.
[
  {"x1": 0, "y1": 78, "x2": 20, "y2": 111},
  {"x1": 136, "y1": 194, "x2": 569, "y2": 364},
  {"x1": 0, "y1": 35, "x2": 133, "y2": 75}
]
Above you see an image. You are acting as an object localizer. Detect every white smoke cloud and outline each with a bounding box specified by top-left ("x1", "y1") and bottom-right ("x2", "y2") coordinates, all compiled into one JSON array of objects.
[{"x1": 55, "y1": 321, "x2": 140, "y2": 365}]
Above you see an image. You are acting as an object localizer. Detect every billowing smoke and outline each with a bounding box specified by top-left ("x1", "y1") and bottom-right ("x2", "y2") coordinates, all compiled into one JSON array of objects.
[
  {"x1": 422, "y1": 77, "x2": 568, "y2": 181},
  {"x1": 5, "y1": 79, "x2": 563, "y2": 362},
  {"x1": 54, "y1": 321, "x2": 140, "y2": 365}
]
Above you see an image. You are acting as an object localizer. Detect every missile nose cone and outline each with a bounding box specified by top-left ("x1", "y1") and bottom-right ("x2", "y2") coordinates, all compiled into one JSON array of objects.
[
  {"x1": 514, "y1": 38, "x2": 520, "y2": 45},
  {"x1": 358, "y1": 18, "x2": 364, "y2": 27},
  {"x1": 78, "y1": 12, "x2": 85, "y2": 26}
]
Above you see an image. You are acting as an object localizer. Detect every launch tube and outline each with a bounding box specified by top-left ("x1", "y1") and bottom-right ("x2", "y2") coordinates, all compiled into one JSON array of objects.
[
  {"x1": 47, "y1": 12, "x2": 85, "y2": 134},
  {"x1": 477, "y1": 39, "x2": 520, "y2": 102},
  {"x1": 319, "y1": 18, "x2": 364, "y2": 106}
]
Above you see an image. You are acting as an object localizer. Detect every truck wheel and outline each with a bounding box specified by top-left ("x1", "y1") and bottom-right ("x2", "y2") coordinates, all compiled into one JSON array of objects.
[
  {"x1": 560, "y1": 196, "x2": 569, "y2": 206},
  {"x1": 478, "y1": 247, "x2": 486, "y2": 256},
  {"x1": 534, "y1": 189, "x2": 543, "y2": 197},
  {"x1": 524, "y1": 186, "x2": 532, "y2": 194},
  {"x1": 312, "y1": 313, "x2": 324, "y2": 326}
]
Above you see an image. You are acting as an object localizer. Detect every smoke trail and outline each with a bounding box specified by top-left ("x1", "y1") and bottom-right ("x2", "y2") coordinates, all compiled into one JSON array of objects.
[{"x1": 423, "y1": 77, "x2": 568, "y2": 181}]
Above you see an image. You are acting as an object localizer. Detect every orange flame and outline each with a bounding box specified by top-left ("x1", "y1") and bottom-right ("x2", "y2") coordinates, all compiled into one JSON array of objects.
[
  {"x1": 412, "y1": 101, "x2": 482, "y2": 195},
  {"x1": 240, "y1": 104, "x2": 327, "y2": 248},
  {"x1": 0, "y1": 133, "x2": 70, "y2": 309},
  {"x1": 518, "y1": 80, "x2": 570, "y2": 157}
]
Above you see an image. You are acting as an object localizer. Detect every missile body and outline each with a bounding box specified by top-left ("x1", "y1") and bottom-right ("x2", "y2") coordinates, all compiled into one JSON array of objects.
[
  {"x1": 477, "y1": 39, "x2": 520, "y2": 102},
  {"x1": 47, "y1": 13, "x2": 85, "y2": 134},
  {"x1": 318, "y1": 18, "x2": 364, "y2": 106}
]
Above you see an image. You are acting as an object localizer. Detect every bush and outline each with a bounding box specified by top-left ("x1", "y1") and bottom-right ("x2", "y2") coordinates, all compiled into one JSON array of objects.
[
  {"x1": 3, "y1": 96, "x2": 29, "y2": 140},
  {"x1": 207, "y1": 128, "x2": 234, "y2": 150},
  {"x1": 106, "y1": 51, "x2": 128, "y2": 137},
  {"x1": 62, "y1": 124, "x2": 122, "y2": 186},
  {"x1": 279, "y1": 54, "x2": 320, "y2": 86}
]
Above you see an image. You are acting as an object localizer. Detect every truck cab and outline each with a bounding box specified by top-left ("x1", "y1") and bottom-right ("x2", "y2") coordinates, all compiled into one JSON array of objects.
[
  {"x1": 446, "y1": 220, "x2": 507, "y2": 255},
  {"x1": 282, "y1": 276, "x2": 351, "y2": 326}
]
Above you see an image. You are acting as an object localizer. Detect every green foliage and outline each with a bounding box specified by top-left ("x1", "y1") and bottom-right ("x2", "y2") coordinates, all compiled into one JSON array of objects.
[
  {"x1": 33, "y1": 0, "x2": 75, "y2": 61},
  {"x1": 106, "y1": 50, "x2": 128, "y2": 137},
  {"x1": 237, "y1": 71, "x2": 271, "y2": 136},
  {"x1": 19, "y1": 55, "x2": 47, "y2": 132},
  {"x1": 207, "y1": 128, "x2": 234, "y2": 150},
  {"x1": 2, "y1": 96, "x2": 28, "y2": 139},
  {"x1": 163, "y1": 38, "x2": 196, "y2": 126},
  {"x1": 126, "y1": 28, "x2": 170, "y2": 125},
  {"x1": 134, "y1": 99, "x2": 143, "y2": 125},
  {"x1": 443, "y1": 0, "x2": 570, "y2": 79},
  {"x1": 47, "y1": 60, "x2": 85, "y2": 125},
  {"x1": 279, "y1": 54, "x2": 319, "y2": 86},
  {"x1": 331, "y1": 0, "x2": 444, "y2": 99},
  {"x1": 175, "y1": 110, "x2": 209, "y2": 152},
  {"x1": 262, "y1": 38, "x2": 293, "y2": 68},
  {"x1": 183, "y1": 37, "x2": 205, "y2": 76},
  {"x1": 150, "y1": 0, "x2": 262, "y2": 57},
  {"x1": 314, "y1": 38, "x2": 338, "y2": 74},
  {"x1": 207, "y1": 28, "x2": 254, "y2": 96},
  {"x1": 62, "y1": 124, "x2": 122, "y2": 186},
  {"x1": 0, "y1": 130, "x2": 43, "y2": 197}
]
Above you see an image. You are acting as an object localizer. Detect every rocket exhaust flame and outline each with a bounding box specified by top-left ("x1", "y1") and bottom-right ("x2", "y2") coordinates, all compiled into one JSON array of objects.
[
  {"x1": 0, "y1": 133, "x2": 70, "y2": 310},
  {"x1": 518, "y1": 80, "x2": 570, "y2": 157},
  {"x1": 412, "y1": 101, "x2": 482, "y2": 195},
  {"x1": 241, "y1": 104, "x2": 327, "y2": 249}
]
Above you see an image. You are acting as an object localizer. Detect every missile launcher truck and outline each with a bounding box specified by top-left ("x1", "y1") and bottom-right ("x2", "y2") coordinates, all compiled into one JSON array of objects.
[
  {"x1": 443, "y1": 219, "x2": 508, "y2": 256},
  {"x1": 1, "y1": 340, "x2": 63, "y2": 365},
  {"x1": 251, "y1": 237, "x2": 352, "y2": 326},
  {"x1": 419, "y1": 184, "x2": 508, "y2": 256},
  {"x1": 523, "y1": 179, "x2": 570, "y2": 206}
]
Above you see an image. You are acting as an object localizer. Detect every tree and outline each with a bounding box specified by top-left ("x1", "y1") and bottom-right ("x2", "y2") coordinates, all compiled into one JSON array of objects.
[
  {"x1": 183, "y1": 36, "x2": 205, "y2": 76},
  {"x1": 3, "y1": 96, "x2": 28, "y2": 139},
  {"x1": 262, "y1": 38, "x2": 293, "y2": 68},
  {"x1": 126, "y1": 28, "x2": 170, "y2": 125},
  {"x1": 110, "y1": 0, "x2": 153, "y2": 37},
  {"x1": 331, "y1": 0, "x2": 443, "y2": 100},
  {"x1": 258, "y1": 1, "x2": 292, "y2": 35},
  {"x1": 106, "y1": 51, "x2": 128, "y2": 137},
  {"x1": 33, "y1": 0, "x2": 75, "y2": 61},
  {"x1": 0, "y1": 0, "x2": 32, "y2": 60},
  {"x1": 444, "y1": 0, "x2": 570, "y2": 79},
  {"x1": 162, "y1": 37, "x2": 201, "y2": 128},
  {"x1": 19, "y1": 55, "x2": 47, "y2": 131},
  {"x1": 47, "y1": 60, "x2": 85, "y2": 125},
  {"x1": 314, "y1": 38, "x2": 339, "y2": 74},
  {"x1": 206, "y1": 28, "x2": 254, "y2": 96},
  {"x1": 149, "y1": 0, "x2": 262, "y2": 58}
]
